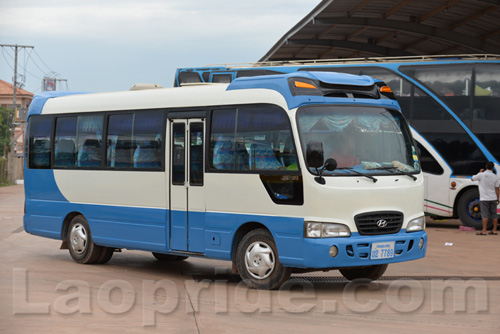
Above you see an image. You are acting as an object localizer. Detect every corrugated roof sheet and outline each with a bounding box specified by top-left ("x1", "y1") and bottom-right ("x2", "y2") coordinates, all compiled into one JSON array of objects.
[{"x1": 260, "y1": 0, "x2": 500, "y2": 61}]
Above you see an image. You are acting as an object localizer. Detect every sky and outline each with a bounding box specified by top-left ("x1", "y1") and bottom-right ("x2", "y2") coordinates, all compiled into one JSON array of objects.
[{"x1": 0, "y1": 0, "x2": 321, "y2": 93}]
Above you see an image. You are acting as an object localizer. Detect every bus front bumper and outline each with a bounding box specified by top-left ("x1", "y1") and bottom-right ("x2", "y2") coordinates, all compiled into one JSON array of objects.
[{"x1": 298, "y1": 230, "x2": 427, "y2": 269}]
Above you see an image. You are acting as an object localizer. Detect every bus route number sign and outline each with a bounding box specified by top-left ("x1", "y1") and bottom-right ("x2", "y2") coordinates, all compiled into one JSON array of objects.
[{"x1": 371, "y1": 241, "x2": 395, "y2": 260}]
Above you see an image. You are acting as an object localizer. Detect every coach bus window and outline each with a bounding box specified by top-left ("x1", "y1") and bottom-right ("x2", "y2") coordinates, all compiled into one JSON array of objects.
[
  {"x1": 401, "y1": 64, "x2": 473, "y2": 126},
  {"x1": 77, "y1": 115, "x2": 103, "y2": 168},
  {"x1": 473, "y1": 63, "x2": 500, "y2": 162},
  {"x1": 400, "y1": 65, "x2": 487, "y2": 175},
  {"x1": 416, "y1": 143, "x2": 444, "y2": 175},
  {"x1": 28, "y1": 116, "x2": 52, "y2": 169},
  {"x1": 54, "y1": 117, "x2": 77, "y2": 168},
  {"x1": 190, "y1": 123, "x2": 204, "y2": 185},
  {"x1": 210, "y1": 109, "x2": 239, "y2": 170},
  {"x1": 172, "y1": 123, "x2": 185, "y2": 184},
  {"x1": 107, "y1": 114, "x2": 134, "y2": 168},
  {"x1": 107, "y1": 112, "x2": 163, "y2": 170},
  {"x1": 133, "y1": 112, "x2": 163, "y2": 169},
  {"x1": 210, "y1": 105, "x2": 296, "y2": 172}
]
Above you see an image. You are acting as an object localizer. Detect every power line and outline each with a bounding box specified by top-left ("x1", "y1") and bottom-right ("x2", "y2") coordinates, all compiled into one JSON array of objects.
[
  {"x1": 2, "y1": 46, "x2": 43, "y2": 81},
  {"x1": 0, "y1": 43, "x2": 34, "y2": 184},
  {"x1": 33, "y1": 48, "x2": 54, "y2": 73},
  {"x1": 1, "y1": 47, "x2": 15, "y2": 71}
]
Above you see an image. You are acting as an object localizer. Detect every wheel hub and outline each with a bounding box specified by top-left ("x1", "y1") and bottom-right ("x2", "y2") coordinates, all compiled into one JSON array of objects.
[
  {"x1": 70, "y1": 223, "x2": 88, "y2": 254},
  {"x1": 467, "y1": 200, "x2": 481, "y2": 220},
  {"x1": 244, "y1": 241, "x2": 275, "y2": 280}
]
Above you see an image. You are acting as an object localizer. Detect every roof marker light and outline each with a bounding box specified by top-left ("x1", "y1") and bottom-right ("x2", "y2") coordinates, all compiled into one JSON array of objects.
[
  {"x1": 380, "y1": 86, "x2": 393, "y2": 93},
  {"x1": 295, "y1": 81, "x2": 317, "y2": 89}
]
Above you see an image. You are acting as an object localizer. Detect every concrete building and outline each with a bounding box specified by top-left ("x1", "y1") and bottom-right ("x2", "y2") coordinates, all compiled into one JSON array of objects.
[
  {"x1": 0, "y1": 79, "x2": 33, "y2": 156},
  {"x1": 0, "y1": 79, "x2": 33, "y2": 182}
]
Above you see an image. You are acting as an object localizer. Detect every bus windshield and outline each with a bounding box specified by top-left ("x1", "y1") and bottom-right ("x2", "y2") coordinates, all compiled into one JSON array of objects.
[{"x1": 297, "y1": 105, "x2": 420, "y2": 176}]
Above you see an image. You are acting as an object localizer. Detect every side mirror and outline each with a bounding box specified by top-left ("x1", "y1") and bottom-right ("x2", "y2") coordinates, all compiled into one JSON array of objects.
[
  {"x1": 324, "y1": 158, "x2": 337, "y2": 171},
  {"x1": 306, "y1": 141, "x2": 324, "y2": 169}
]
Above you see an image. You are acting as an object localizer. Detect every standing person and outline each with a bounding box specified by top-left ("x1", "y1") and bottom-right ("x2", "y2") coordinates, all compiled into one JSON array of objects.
[{"x1": 472, "y1": 161, "x2": 500, "y2": 235}]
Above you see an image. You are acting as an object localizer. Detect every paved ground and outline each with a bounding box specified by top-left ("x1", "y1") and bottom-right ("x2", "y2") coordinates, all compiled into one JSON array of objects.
[{"x1": 1, "y1": 185, "x2": 499, "y2": 333}]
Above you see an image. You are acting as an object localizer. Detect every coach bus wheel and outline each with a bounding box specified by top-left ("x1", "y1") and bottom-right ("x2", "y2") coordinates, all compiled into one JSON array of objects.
[
  {"x1": 152, "y1": 253, "x2": 188, "y2": 262},
  {"x1": 96, "y1": 247, "x2": 114, "y2": 264},
  {"x1": 457, "y1": 188, "x2": 489, "y2": 230},
  {"x1": 236, "y1": 228, "x2": 291, "y2": 290},
  {"x1": 68, "y1": 215, "x2": 105, "y2": 264},
  {"x1": 339, "y1": 264, "x2": 388, "y2": 281}
]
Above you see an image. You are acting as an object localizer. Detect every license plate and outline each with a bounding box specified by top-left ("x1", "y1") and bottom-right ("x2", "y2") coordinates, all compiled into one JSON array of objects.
[{"x1": 371, "y1": 241, "x2": 395, "y2": 260}]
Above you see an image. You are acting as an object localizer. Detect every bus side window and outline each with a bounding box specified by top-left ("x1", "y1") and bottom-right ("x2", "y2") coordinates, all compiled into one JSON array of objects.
[
  {"x1": 28, "y1": 116, "x2": 53, "y2": 169},
  {"x1": 417, "y1": 142, "x2": 444, "y2": 175},
  {"x1": 172, "y1": 123, "x2": 185, "y2": 184},
  {"x1": 77, "y1": 115, "x2": 103, "y2": 168},
  {"x1": 249, "y1": 141, "x2": 283, "y2": 170},
  {"x1": 190, "y1": 122, "x2": 204, "y2": 185},
  {"x1": 54, "y1": 117, "x2": 77, "y2": 168},
  {"x1": 107, "y1": 114, "x2": 133, "y2": 168},
  {"x1": 209, "y1": 105, "x2": 296, "y2": 172},
  {"x1": 133, "y1": 112, "x2": 163, "y2": 169}
]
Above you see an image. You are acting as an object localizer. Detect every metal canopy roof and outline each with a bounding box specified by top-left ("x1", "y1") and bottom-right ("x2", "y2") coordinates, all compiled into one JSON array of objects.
[{"x1": 259, "y1": 0, "x2": 500, "y2": 61}]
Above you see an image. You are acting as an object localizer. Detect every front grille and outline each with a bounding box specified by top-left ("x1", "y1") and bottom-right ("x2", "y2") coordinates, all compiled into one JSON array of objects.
[{"x1": 354, "y1": 211, "x2": 403, "y2": 235}]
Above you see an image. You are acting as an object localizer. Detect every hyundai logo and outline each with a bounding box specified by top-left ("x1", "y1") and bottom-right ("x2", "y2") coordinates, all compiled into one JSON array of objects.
[{"x1": 376, "y1": 219, "x2": 388, "y2": 228}]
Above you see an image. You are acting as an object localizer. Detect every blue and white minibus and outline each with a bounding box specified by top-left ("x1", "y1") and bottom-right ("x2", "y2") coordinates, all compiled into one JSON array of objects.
[
  {"x1": 24, "y1": 72, "x2": 427, "y2": 289},
  {"x1": 176, "y1": 55, "x2": 500, "y2": 229}
]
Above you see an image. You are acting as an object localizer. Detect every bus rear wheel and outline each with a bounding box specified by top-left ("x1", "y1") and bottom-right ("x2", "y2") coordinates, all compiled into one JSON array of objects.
[
  {"x1": 339, "y1": 264, "x2": 388, "y2": 281},
  {"x1": 68, "y1": 215, "x2": 108, "y2": 264},
  {"x1": 457, "y1": 188, "x2": 490, "y2": 230},
  {"x1": 236, "y1": 228, "x2": 291, "y2": 290}
]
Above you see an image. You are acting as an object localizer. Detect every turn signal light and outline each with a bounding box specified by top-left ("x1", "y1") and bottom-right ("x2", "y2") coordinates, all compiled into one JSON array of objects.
[
  {"x1": 380, "y1": 86, "x2": 392, "y2": 93},
  {"x1": 295, "y1": 81, "x2": 317, "y2": 89}
]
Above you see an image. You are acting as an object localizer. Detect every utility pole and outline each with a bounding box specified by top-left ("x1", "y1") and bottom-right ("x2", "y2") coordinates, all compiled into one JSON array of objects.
[{"x1": 0, "y1": 44, "x2": 34, "y2": 184}]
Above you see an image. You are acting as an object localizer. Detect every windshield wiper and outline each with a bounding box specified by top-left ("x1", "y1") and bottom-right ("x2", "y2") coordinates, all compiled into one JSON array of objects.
[
  {"x1": 337, "y1": 167, "x2": 378, "y2": 183},
  {"x1": 374, "y1": 167, "x2": 417, "y2": 181}
]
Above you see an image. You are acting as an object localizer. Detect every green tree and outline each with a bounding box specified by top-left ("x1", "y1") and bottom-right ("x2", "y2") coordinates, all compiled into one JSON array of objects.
[{"x1": 0, "y1": 106, "x2": 13, "y2": 158}]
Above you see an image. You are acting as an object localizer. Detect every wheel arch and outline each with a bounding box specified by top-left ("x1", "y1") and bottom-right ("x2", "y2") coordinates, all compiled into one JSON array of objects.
[
  {"x1": 60, "y1": 211, "x2": 84, "y2": 249},
  {"x1": 230, "y1": 222, "x2": 270, "y2": 263}
]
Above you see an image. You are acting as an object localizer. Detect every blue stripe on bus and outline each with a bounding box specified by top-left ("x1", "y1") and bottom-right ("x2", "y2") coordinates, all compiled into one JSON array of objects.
[
  {"x1": 24, "y1": 185, "x2": 426, "y2": 268},
  {"x1": 24, "y1": 169, "x2": 68, "y2": 203}
]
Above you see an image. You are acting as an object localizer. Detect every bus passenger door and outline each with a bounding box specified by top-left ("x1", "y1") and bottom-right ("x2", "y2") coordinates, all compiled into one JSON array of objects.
[{"x1": 169, "y1": 119, "x2": 206, "y2": 253}]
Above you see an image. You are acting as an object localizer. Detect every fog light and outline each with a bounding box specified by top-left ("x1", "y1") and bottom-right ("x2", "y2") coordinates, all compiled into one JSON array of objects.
[
  {"x1": 419, "y1": 238, "x2": 424, "y2": 249},
  {"x1": 329, "y1": 245, "x2": 338, "y2": 258}
]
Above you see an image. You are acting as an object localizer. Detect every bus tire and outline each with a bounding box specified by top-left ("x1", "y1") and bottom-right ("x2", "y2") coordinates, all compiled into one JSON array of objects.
[
  {"x1": 236, "y1": 228, "x2": 291, "y2": 290},
  {"x1": 457, "y1": 188, "x2": 488, "y2": 230},
  {"x1": 152, "y1": 253, "x2": 188, "y2": 262},
  {"x1": 67, "y1": 215, "x2": 104, "y2": 264},
  {"x1": 96, "y1": 247, "x2": 114, "y2": 264},
  {"x1": 339, "y1": 264, "x2": 388, "y2": 281}
]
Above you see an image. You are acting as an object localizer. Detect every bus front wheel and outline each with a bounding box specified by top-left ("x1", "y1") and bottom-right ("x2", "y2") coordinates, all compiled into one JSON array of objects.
[
  {"x1": 339, "y1": 264, "x2": 388, "y2": 281},
  {"x1": 236, "y1": 228, "x2": 291, "y2": 290},
  {"x1": 68, "y1": 215, "x2": 111, "y2": 264}
]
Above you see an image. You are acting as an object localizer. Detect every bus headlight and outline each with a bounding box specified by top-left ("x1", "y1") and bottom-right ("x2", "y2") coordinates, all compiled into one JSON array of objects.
[
  {"x1": 406, "y1": 216, "x2": 426, "y2": 232},
  {"x1": 305, "y1": 222, "x2": 351, "y2": 238}
]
